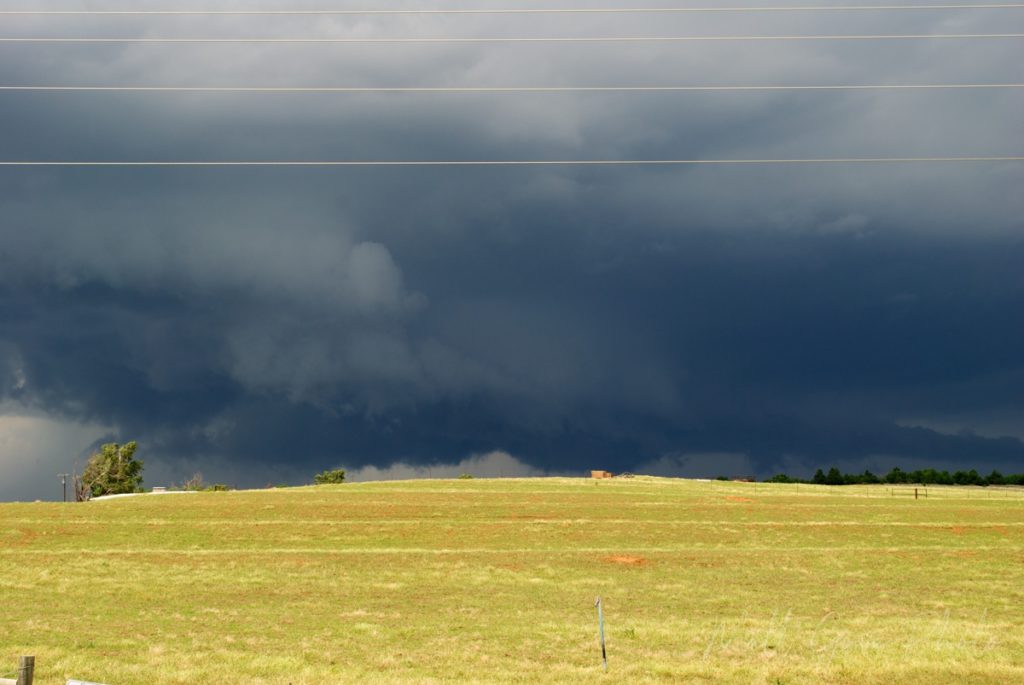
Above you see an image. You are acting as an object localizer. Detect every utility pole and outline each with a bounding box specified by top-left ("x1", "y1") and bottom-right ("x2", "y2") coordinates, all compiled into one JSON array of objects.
[{"x1": 58, "y1": 473, "x2": 69, "y2": 502}]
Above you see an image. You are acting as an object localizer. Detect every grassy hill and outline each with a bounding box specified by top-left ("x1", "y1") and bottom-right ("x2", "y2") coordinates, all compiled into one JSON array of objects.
[{"x1": 1, "y1": 477, "x2": 1022, "y2": 684}]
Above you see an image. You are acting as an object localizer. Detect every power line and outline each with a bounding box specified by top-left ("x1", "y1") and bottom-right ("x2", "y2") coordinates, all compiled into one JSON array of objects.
[
  {"x1": 2, "y1": 84, "x2": 1023, "y2": 92},
  {"x1": 2, "y1": 4, "x2": 1023, "y2": 14},
  {"x1": 1, "y1": 157, "x2": 1022, "y2": 166},
  {"x1": 1, "y1": 34, "x2": 1022, "y2": 43}
]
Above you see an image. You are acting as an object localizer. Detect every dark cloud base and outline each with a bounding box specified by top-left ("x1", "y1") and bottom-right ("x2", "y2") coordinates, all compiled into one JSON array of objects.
[
  {"x1": 4, "y1": 195, "x2": 1023, "y2": 485},
  {"x1": 2, "y1": 14, "x2": 1023, "y2": 492}
]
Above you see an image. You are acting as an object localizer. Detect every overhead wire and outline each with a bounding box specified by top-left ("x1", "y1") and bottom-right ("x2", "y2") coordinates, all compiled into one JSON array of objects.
[
  {"x1": 0, "y1": 84, "x2": 1022, "y2": 92},
  {"x1": 3, "y1": 4, "x2": 1024, "y2": 13},
  {"x1": 1, "y1": 34, "x2": 1023, "y2": 43},
  {"x1": 1, "y1": 158, "x2": 1022, "y2": 166}
]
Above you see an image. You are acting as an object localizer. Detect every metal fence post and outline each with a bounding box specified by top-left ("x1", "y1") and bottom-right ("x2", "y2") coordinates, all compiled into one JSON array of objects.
[{"x1": 595, "y1": 597, "x2": 608, "y2": 672}]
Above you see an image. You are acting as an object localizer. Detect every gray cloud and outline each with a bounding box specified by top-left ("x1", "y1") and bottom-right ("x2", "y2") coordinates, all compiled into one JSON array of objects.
[{"x1": 1, "y1": 6, "x2": 1023, "y2": 499}]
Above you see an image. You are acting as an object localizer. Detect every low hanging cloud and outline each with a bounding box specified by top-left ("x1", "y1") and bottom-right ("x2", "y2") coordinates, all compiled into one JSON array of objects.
[{"x1": 345, "y1": 451, "x2": 554, "y2": 482}]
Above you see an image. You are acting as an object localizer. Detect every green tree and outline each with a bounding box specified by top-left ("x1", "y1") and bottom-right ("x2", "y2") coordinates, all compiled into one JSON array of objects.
[
  {"x1": 952, "y1": 469, "x2": 982, "y2": 486},
  {"x1": 81, "y1": 441, "x2": 143, "y2": 498},
  {"x1": 884, "y1": 467, "x2": 908, "y2": 484},
  {"x1": 313, "y1": 468, "x2": 347, "y2": 485},
  {"x1": 860, "y1": 470, "x2": 881, "y2": 484}
]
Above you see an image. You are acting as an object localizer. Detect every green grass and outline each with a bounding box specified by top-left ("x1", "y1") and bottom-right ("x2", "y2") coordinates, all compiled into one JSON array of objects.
[{"x1": 1, "y1": 477, "x2": 1023, "y2": 684}]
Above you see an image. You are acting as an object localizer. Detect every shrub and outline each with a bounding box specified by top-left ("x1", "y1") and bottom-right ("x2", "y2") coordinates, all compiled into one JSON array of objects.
[{"x1": 314, "y1": 468, "x2": 347, "y2": 485}]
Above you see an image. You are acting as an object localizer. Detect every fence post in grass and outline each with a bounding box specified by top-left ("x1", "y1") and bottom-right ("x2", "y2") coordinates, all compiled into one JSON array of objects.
[
  {"x1": 914, "y1": 488, "x2": 919, "y2": 500},
  {"x1": 595, "y1": 597, "x2": 608, "y2": 672},
  {"x1": 16, "y1": 656, "x2": 33, "y2": 685}
]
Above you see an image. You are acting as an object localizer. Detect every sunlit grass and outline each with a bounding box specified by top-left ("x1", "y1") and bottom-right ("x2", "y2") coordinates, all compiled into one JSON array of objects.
[{"x1": 1, "y1": 477, "x2": 1022, "y2": 683}]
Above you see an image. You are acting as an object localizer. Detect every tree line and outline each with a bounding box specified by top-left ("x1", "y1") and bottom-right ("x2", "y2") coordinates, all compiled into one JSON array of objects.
[{"x1": 766, "y1": 466, "x2": 1024, "y2": 486}]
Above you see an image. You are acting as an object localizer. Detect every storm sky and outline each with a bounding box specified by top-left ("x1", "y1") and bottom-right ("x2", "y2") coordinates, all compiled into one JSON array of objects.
[{"x1": 1, "y1": 1, "x2": 1023, "y2": 500}]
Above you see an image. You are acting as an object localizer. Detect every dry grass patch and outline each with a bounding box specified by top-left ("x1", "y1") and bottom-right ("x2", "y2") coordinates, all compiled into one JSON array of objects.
[{"x1": 1, "y1": 478, "x2": 1022, "y2": 683}]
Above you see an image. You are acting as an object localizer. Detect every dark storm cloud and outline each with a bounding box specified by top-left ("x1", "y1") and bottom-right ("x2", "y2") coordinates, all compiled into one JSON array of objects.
[{"x1": 1, "y1": 5, "x2": 1023, "y2": 498}]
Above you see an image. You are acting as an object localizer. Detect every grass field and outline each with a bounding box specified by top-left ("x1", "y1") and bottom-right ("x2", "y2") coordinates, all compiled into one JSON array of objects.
[{"x1": 1, "y1": 477, "x2": 1023, "y2": 684}]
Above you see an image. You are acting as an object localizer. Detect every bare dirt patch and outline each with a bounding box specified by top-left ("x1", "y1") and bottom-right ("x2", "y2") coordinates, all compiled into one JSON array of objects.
[
  {"x1": 604, "y1": 555, "x2": 648, "y2": 566},
  {"x1": 10, "y1": 528, "x2": 39, "y2": 547},
  {"x1": 726, "y1": 496, "x2": 754, "y2": 503}
]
